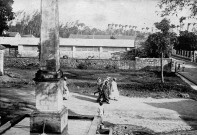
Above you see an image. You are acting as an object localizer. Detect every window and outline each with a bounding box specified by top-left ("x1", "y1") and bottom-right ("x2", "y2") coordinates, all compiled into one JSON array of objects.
[
  {"x1": 61, "y1": 46, "x2": 72, "y2": 51},
  {"x1": 23, "y1": 46, "x2": 38, "y2": 51},
  {"x1": 76, "y1": 47, "x2": 99, "y2": 51},
  {"x1": 103, "y1": 47, "x2": 126, "y2": 52}
]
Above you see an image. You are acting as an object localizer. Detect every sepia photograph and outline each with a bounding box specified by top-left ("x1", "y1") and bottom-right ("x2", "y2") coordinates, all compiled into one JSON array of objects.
[{"x1": 0, "y1": 0, "x2": 197, "y2": 134}]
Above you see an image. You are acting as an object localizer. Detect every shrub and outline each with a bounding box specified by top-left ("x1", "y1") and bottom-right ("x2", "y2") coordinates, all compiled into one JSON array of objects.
[
  {"x1": 105, "y1": 65, "x2": 118, "y2": 70},
  {"x1": 77, "y1": 62, "x2": 88, "y2": 69}
]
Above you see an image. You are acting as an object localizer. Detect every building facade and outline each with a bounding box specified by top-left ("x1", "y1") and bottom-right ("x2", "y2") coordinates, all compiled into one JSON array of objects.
[{"x1": 0, "y1": 37, "x2": 135, "y2": 59}]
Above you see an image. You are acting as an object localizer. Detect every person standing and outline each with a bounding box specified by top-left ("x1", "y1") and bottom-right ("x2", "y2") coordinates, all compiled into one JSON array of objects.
[
  {"x1": 98, "y1": 102, "x2": 104, "y2": 124},
  {"x1": 62, "y1": 76, "x2": 69, "y2": 100},
  {"x1": 109, "y1": 78, "x2": 119, "y2": 100},
  {"x1": 182, "y1": 63, "x2": 185, "y2": 72},
  {"x1": 177, "y1": 63, "x2": 181, "y2": 72}
]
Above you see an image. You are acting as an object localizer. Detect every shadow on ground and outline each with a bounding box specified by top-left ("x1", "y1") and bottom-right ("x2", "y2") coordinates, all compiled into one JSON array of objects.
[
  {"x1": 145, "y1": 99, "x2": 197, "y2": 131},
  {"x1": 74, "y1": 93, "x2": 97, "y2": 103}
]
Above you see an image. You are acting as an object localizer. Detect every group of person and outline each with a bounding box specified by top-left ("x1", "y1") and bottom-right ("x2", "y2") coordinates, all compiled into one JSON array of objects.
[
  {"x1": 94, "y1": 77, "x2": 119, "y2": 104},
  {"x1": 176, "y1": 62, "x2": 185, "y2": 72}
]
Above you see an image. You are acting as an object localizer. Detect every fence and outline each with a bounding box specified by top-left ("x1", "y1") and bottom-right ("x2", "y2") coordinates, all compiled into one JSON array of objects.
[{"x1": 172, "y1": 49, "x2": 197, "y2": 63}]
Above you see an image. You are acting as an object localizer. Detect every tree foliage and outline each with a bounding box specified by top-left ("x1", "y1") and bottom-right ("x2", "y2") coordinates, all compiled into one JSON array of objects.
[
  {"x1": 145, "y1": 32, "x2": 170, "y2": 58},
  {"x1": 0, "y1": 0, "x2": 14, "y2": 35},
  {"x1": 158, "y1": 0, "x2": 197, "y2": 18},
  {"x1": 154, "y1": 18, "x2": 170, "y2": 33},
  {"x1": 174, "y1": 31, "x2": 197, "y2": 51},
  {"x1": 145, "y1": 18, "x2": 177, "y2": 58}
]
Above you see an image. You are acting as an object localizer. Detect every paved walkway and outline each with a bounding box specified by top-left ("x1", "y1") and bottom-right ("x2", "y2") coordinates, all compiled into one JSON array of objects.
[{"x1": 171, "y1": 57, "x2": 197, "y2": 86}]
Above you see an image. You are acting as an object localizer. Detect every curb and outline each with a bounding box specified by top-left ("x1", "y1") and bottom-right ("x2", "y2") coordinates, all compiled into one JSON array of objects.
[
  {"x1": 177, "y1": 72, "x2": 197, "y2": 86},
  {"x1": 87, "y1": 116, "x2": 102, "y2": 135},
  {"x1": 0, "y1": 114, "x2": 27, "y2": 134}
]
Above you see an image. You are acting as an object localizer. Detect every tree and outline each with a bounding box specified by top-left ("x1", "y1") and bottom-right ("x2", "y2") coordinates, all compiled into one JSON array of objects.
[
  {"x1": 174, "y1": 31, "x2": 197, "y2": 51},
  {"x1": 0, "y1": 0, "x2": 14, "y2": 35},
  {"x1": 145, "y1": 18, "x2": 177, "y2": 83},
  {"x1": 158, "y1": 0, "x2": 197, "y2": 18}
]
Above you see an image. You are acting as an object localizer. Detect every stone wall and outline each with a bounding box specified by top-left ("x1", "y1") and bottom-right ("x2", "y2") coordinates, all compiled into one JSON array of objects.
[
  {"x1": 135, "y1": 58, "x2": 172, "y2": 72},
  {"x1": 4, "y1": 57, "x2": 136, "y2": 70},
  {"x1": 4, "y1": 57, "x2": 172, "y2": 71}
]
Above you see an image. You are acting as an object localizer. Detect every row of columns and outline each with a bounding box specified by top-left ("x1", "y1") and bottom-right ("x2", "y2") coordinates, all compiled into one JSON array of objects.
[{"x1": 174, "y1": 49, "x2": 197, "y2": 62}]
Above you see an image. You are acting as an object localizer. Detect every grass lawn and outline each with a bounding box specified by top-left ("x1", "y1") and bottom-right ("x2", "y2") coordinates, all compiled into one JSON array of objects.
[
  {"x1": 1, "y1": 67, "x2": 197, "y2": 100},
  {"x1": 62, "y1": 68, "x2": 197, "y2": 100}
]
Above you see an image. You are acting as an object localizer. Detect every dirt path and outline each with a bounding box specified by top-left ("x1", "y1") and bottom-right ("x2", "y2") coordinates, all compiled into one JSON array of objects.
[
  {"x1": 1, "y1": 86, "x2": 197, "y2": 133},
  {"x1": 65, "y1": 93, "x2": 197, "y2": 133}
]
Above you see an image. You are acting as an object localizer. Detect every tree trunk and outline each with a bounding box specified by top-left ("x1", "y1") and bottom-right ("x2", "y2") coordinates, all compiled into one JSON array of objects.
[{"x1": 161, "y1": 52, "x2": 164, "y2": 83}]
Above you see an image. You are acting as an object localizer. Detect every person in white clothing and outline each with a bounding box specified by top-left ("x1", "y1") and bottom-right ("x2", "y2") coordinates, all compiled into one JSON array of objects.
[
  {"x1": 62, "y1": 76, "x2": 69, "y2": 100},
  {"x1": 98, "y1": 102, "x2": 104, "y2": 124},
  {"x1": 109, "y1": 78, "x2": 119, "y2": 101}
]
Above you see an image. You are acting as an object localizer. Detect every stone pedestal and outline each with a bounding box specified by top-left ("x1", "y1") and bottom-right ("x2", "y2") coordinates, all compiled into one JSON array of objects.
[
  {"x1": 30, "y1": 107, "x2": 68, "y2": 134},
  {"x1": 30, "y1": 79, "x2": 68, "y2": 134}
]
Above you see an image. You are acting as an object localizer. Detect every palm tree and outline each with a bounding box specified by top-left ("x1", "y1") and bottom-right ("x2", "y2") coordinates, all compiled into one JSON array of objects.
[
  {"x1": 118, "y1": 24, "x2": 122, "y2": 35},
  {"x1": 142, "y1": 28, "x2": 145, "y2": 33},
  {"x1": 181, "y1": 23, "x2": 185, "y2": 31},
  {"x1": 122, "y1": 25, "x2": 125, "y2": 35},
  {"x1": 114, "y1": 24, "x2": 118, "y2": 35},
  {"x1": 78, "y1": 23, "x2": 85, "y2": 35},
  {"x1": 133, "y1": 26, "x2": 137, "y2": 36},
  {"x1": 187, "y1": 23, "x2": 191, "y2": 31},
  {"x1": 192, "y1": 23, "x2": 196, "y2": 32},
  {"x1": 91, "y1": 28, "x2": 97, "y2": 39},
  {"x1": 115, "y1": 24, "x2": 118, "y2": 30},
  {"x1": 179, "y1": 16, "x2": 186, "y2": 31},
  {"x1": 170, "y1": 24, "x2": 176, "y2": 32},
  {"x1": 176, "y1": 25, "x2": 180, "y2": 34},
  {"x1": 146, "y1": 27, "x2": 149, "y2": 33},
  {"x1": 125, "y1": 25, "x2": 128, "y2": 35},
  {"x1": 151, "y1": 27, "x2": 154, "y2": 33}
]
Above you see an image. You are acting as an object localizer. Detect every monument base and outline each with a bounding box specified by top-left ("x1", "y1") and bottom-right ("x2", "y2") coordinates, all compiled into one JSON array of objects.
[{"x1": 30, "y1": 107, "x2": 68, "y2": 134}]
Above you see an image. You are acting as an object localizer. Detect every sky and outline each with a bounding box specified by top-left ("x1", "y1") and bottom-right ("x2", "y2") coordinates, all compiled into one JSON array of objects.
[{"x1": 12, "y1": 0, "x2": 192, "y2": 30}]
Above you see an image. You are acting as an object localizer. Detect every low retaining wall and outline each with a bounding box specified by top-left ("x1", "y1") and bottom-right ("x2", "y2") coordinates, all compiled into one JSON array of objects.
[
  {"x1": 135, "y1": 58, "x2": 172, "y2": 72},
  {"x1": 4, "y1": 57, "x2": 172, "y2": 71}
]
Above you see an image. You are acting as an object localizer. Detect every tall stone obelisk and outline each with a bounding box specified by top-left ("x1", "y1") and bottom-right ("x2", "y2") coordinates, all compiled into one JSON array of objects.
[{"x1": 30, "y1": 0, "x2": 68, "y2": 134}]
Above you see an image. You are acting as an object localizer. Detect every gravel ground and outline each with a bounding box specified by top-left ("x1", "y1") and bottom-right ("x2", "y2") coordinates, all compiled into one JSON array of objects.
[{"x1": 65, "y1": 93, "x2": 197, "y2": 133}]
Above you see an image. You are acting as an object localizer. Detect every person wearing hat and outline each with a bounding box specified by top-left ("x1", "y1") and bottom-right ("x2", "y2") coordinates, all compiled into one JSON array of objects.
[{"x1": 62, "y1": 76, "x2": 69, "y2": 100}]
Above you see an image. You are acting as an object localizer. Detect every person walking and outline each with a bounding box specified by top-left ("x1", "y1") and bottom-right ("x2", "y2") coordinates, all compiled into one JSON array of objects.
[
  {"x1": 94, "y1": 77, "x2": 102, "y2": 96},
  {"x1": 102, "y1": 80, "x2": 110, "y2": 104}
]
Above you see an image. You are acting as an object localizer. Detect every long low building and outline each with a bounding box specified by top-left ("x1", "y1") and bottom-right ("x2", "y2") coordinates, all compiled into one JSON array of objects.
[{"x1": 0, "y1": 37, "x2": 135, "y2": 59}]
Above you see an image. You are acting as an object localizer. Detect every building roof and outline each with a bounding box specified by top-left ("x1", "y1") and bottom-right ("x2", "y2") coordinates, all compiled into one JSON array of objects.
[
  {"x1": 21, "y1": 34, "x2": 35, "y2": 38},
  {"x1": 0, "y1": 37, "x2": 135, "y2": 47},
  {"x1": 60, "y1": 39, "x2": 134, "y2": 47},
  {"x1": 69, "y1": 34, "x2": 136, "y2": 40},
  {"x1": 0, "y1": 44, "x2": 6, "y2": 50},
  {"x1": 5, "y1": 32, "x2": 21, "y2": 37}
]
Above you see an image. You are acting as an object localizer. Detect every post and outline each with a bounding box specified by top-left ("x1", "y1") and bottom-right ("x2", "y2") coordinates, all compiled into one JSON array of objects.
[
  {"x1": 0, "y1": 50, "x2": 4, "y2": 76},
  {"x1": 30, "y1": 0, "x2": 68, "y2": 134}
]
